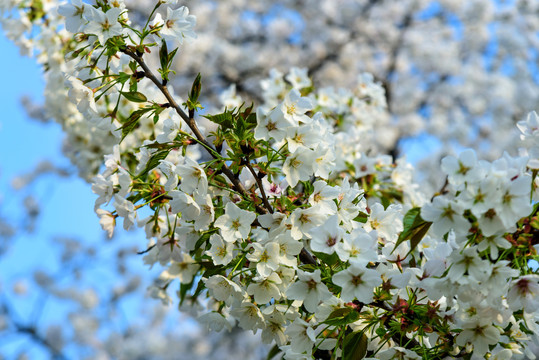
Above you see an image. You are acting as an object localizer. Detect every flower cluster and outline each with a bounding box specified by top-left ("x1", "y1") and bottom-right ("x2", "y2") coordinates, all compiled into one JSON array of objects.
[{"x1": 3, "y1": 0, "x2": 539, "y2": 359}]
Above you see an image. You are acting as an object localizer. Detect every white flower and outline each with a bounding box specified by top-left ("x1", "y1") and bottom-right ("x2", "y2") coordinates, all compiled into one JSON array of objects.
[
  {"x1": 284, "y1": 317, "x2": 316, "y2": 354},
  {"x1": 310, "y1": 215, "x2": 344, "y2": 255},
  {"x1": 497, "y1": 175, "x2": 532, "y2": 229},
  {"x1": 287, "y1": 205, "x2": 326, "y2": 240},
  {"x1": 204, "y1": 275, "x2": 243, "y2": 305},
  {"x1": 482, "y1": 260, "x2": 518, "y2": 296},
  {"x1": 285, "y1": 67, "x2": 311, "y2": 90},
  {"x1": 364, "y1": 203, "x2": 403, "y2": 244},
  {"x1": 156, "y1": 117, "x2": 180, "y2": 143},
  {"x1": 447, "y1": 247, "x2": 488, "y2": 282},
  {"x1": 192, "y1": 190, "x2": 214, "y2": 231},
  {"x1": 476, "y1": 234, "x2": 511, "y2": 260},
  {"x1": 455, "y1": 318, "x2": 501, "y2": 357},
  {"x1": 285, "y1": 123, "x2": 320, "y2": 153},
  {"x1": 154, "y1": 236, "x2": 182, "y2": 265},
  {"x1": 214, "y1": 201, "x2": 256, "y2": 243},
  {"x1": 92, "y1": 174, "x2": 113, "y2": 210},
  {"x1": 421, "y1": 196, "x2": 469, "y2": 237},
  {"x1": 332, "y1": 264, "x2": 381, "y2": 303},
  {"x1": 308, "y1": 180, "x2": 339, "y2": 215},
  {"x1": 113, "y1": 194, "x2": 135, "y2": 230},
  {"x1": 441, "y1": 149, "x2": 483, "y2": 186},
  {"x1": 282, "y1": 146, "x2": 315, "y2": 188},
  {"x1": 254, "y1": 106, "x2": 288, "y2": 141},
  {"x1": 247, "y1": 272, "x2": 282, "y2": 304},
  {"x1": 279, "y1": 89, "x2": 312, "y2": 126},
  {"x1": 206, "y1": 234, "x2": 234, "y2": 266},
  {"x1": 377, "y1": 347, "x2": 421, "y2": 360},
  {"x1": 337, "y1": 228, "x2": 378, "y2": 265},
  {"x1": 161, "y1": 253, "x2": 199, "y2": 283},
  {"x1": 219, "y1": 84, "x2": 242, "y2": 109},
  {"x1": 286, "y1": 270, "x2": 332, "y2": 313},
  {"x1": 85, "y1": 7, "x2": 123, "y2": 45},
  {"x1": 157, "y1": 6, "x2": 196, "y2": 45},
  {"x1": 507, "y1": 275, "x2": 539, "y2": 313},
  {"x1": 169, "y1": 190, "x2": 200, "y2": 221},
  {"x1": 274, "y1": 233, "x2": 303, "y2": 267},
  {"x1": 230, "y1": 300, "x2": 265, "y2": 332},
  {"x1": 422, "y1": 241, "x2": 453, "y2": 277},
  {"x1": 312, "y1": 143, "x2": 336, "y2": 179},
  {"x1": 261, "y1": 68, "x2": 286, "y2": 101},
  {"x1": 198, "y1": 312, "x2": 233, "y2": 332},
  {"x1": 96, "y1": 209, "x2": 115, "y2": 238},
  {"x1": 353, "y1": 153, "x2": 376, "y2": 178},
  {"x1": 246, "y1": 242, "x2": 280, "y2": 278},
  {"x1": 176, "y1": 157, "x2": 207, "y2": 194},
  {"x1": 57, "y1": 0, "x2": 90, "y2": 33},
  {"x1": 261, "y1": 312, "x2": 287, "y2": 346}
]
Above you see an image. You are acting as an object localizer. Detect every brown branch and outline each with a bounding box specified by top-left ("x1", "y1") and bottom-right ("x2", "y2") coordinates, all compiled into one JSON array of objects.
[
  {"x1": 245, "y1": 161, "x2": 273, "y2": 214},
  {"x1": 122, "y1": 48, "x2": 320, "y2": 265},
  {"x1": 1, "y1": 301, "x2": 68, "y2": 360},
  {"x1": 122, "y1": 48, "x2": 265, "y2": 213}
]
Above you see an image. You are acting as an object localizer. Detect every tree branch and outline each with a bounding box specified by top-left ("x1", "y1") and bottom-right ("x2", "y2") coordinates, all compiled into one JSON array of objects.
[
  {"x1": 1, "y1": 300, "x2": 68, "y2": 360},
  {"x1": 121, "y1": 48, "x2": 319, "y2": 265}
]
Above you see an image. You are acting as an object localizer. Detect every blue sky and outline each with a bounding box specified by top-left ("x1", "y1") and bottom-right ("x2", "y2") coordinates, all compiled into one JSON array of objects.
[{"x1": 0, "y1": 35, "x2": 164, "y2": 359}]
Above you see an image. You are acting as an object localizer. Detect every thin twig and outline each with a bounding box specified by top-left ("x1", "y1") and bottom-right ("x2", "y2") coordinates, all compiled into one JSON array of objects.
[
  {"x1": 121, "y1": 48, "x2": 321, "y2": 265},
  {"x1": 1, "y1": 300, "x2": 68, "y2": 360},
  {"x1": 122, "y1": 48, "x2": 265, "y2": 213},
  {"x1": 245, "y1": 161, "x2": 273, "y2": 214}
]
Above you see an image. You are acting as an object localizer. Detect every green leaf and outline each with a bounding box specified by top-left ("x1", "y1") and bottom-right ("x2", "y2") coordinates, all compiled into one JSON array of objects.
[
  {"x1": 353, "y1": 211, "x2": 368, "y2": 223},
  {"x1": 159, "y1": 40, "x2": 169, "y2": 71},
  {"x1": 178, "y1": 280, "x2": 193, "y2": 306},
  {"x1": 194, "y1": 233, "x2": 211, "y2": 251},
  {"x1": 189, "y1": 73, "x2": 202, "y2": 103},
  {"x1": 117, "y1": 72, "x2": 131, "y2": 84},
  {"x1": 342, "y1": 331, "x2": 368, "y2": 360},
  {"x1": 313, "y1": 251, "x2": 340, "y2": 267},
  {"x1": 137, "y1": 150, "x2": 171, "y2": 177},
  {"x1": 121, "y1": 91, "x2": 148, "y2": 103},
  {"x1": 244, "y1": 113, "x2": 257, "y2": 129},
  {"x1": 167, "y1": 47, "x2": 178, "y2": 64},
  {"x1": 324, "y1": 307, "x2": 360, "y2": 326},
  {"x1": 266, "y1": 345, "x2": 280, "y2": 360},
  {"x1": 118, "y1": 110, "x2": 145, "y2": 142},
  {"x1": 204, "y1": 112, "x2": 234, "y2": 130},
  {"x1": 394, "y1": 207, "x2": 432, "y2": 255}
]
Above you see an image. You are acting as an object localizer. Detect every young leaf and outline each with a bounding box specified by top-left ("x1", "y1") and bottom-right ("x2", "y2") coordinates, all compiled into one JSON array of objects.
[
  {"x1": 118, "y1": 108, "x2": 149, "y2": 142},
  {"x1": 342, "y1": 331, "x2": 368, "y2": 360},
  {"x1": 204, "y1": 112, "x2": 234, "y2": 130},
  {"x1": 266, "y1": 345, "x2": 280, "y2": 360},
  {"x1": 159, "y1": 40, "x2": 168, "y2": 71},
  {"x1": 394, "y1": 207, "x2": 432, "y2": 255},
  {"x1": 324, "y1": 307, "x2": 360, "y2": 326},
  {"x1": 189, "y1": 73, "x2": 202, "y2": 103},
  {"x1": 137, "y1": 150, "x2": 171, "y2": 177},
  {"x1": 121, "y1": 91, "x2": 148, "y2": 103}
]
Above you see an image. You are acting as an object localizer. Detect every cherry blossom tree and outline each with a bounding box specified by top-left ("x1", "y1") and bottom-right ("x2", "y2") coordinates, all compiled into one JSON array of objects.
[{"x1": 2, "y1": 0, "x2": 539, "y2": 359}]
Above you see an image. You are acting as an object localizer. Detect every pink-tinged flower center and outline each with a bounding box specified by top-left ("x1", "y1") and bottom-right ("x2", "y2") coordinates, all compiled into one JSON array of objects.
[
  {"x1": 351, "y1": 275, "x2": 363, "y2": 287},
  {"x1": 307, "y1": 279, "x2": 318, "y2": 291},
  {"x1": 516, "y1": 278, "x2": 531, "y2": 296},
  {"x1": 326, "y1": 236, "x2": 337, "y2": 247},
  {"x1": 484, "y1": 208, "x2": 496, "y2": 219}
]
